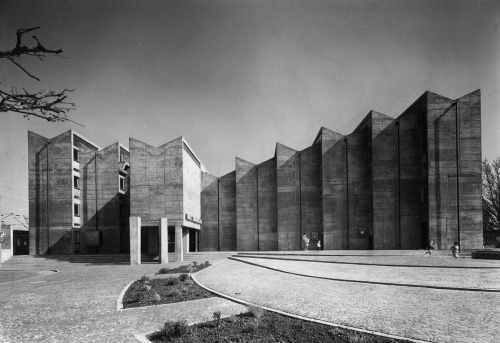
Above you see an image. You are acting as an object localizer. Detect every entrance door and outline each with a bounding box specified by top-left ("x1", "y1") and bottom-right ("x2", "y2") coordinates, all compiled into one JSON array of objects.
[
  {"x1": 13, "y1": 231, "x2": 29, "y2": 255},
  {"x1": 141, "y1": 227, "x2": 159, "y2": 255},
  {"x1": 189, "y1": 230, "x2": 197, "y2": 252}
]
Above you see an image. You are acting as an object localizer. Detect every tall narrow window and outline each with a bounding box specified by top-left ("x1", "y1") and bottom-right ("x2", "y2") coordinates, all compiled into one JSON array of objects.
[
  {"x1": 74, "y1": 175, "x2": 80, "y2": 189},
  {"x1": 73, "y1": 148, "x2": 79, "y2": 162},
  {"x1": 119, "y1": 175, "x2": 125, "y2": 192},
  {"x1": 74, "y1": 203, "x2": 80, "y2": 217}
]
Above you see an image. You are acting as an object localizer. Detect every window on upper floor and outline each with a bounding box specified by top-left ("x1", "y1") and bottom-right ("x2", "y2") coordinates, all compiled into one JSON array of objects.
[
  {"x1": 73, "y1": 148, "x2": 79, "y2": 162},
  {"x1": 74, "y1": 175, "x2": 80, "y2": 189},
  {"x1": 74, "y1": 203, "x2": 80, "y2": 217},
  {"x1": 119, "y1": 175, "x2": 125, "y2": 192}
]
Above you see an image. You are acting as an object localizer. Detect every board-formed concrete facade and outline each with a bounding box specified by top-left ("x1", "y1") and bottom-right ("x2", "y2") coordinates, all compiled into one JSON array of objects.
[
  {"x1": 28, "y1": 130, "x2": 130, "y2": 255},
  {"x1": 28, "y1": 90, "x2": 483, "y2": 255},
  {"x1": 201, "y1": 90, "x2": 483, "y2": 251}
]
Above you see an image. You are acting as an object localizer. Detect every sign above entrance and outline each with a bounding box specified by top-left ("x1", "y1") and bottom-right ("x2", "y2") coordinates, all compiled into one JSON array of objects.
[{"x1": 185, "y1": 214, "x2": 202, "y2": 225}]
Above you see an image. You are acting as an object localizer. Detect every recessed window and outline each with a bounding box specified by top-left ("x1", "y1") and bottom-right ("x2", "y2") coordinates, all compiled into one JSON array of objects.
[
  {"x1": 119, "y1": 175, "x2": 125, "y2": 192},
  {"x1": 74, "y1": 203, "x2": 80, "y2": 217},
  {"x1": 73, "y1": 148, "x2": 79, "y2": 162},
  {"x1": 74, "y1": 175, "x2": 80, "y2": 189}
]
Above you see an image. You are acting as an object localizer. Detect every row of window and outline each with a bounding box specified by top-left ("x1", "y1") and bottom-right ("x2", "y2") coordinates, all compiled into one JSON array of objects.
[
  {"x1": 74, "y1": 147, "x2": 128, "y2": 163},
  {"x1": 73, "y1": 175, "x2": 125, "y2": 191}
]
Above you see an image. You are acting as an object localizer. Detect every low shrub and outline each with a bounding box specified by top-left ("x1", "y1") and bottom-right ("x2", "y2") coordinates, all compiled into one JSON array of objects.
[
  {"x1": 165, "y1": 277, "x2": 180, "y2": 286},
  {"x1": 152, "y1": 292, "x2": 161, "y2": 302},
  {"x1": 179, "y1": 273, "x2": 189, "y2": 282},
  {"x1": 248, "y1": 305, "x2": 264, "y2": 320},
  {"x1": 139, "y1": 275, "x2": 151, "y2": 283},
  {"x1": 213, "y1": 311, "x2": 222, "y2": 327},
  {"x1": 166, "y1": 289, "x2": 181, "y2": 297},
  {"x1": 161, "y1": 320, "x2": 188, "y2": 339},
  {"x1": 158, "y1": 267, "x2": 170, "y2": 274}
]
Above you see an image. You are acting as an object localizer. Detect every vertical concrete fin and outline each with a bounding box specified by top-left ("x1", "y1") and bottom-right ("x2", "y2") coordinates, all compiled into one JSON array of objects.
[
  {"x1": 236, "y1": 157, "x2": 258, "y2": 251},
  {"x1": 276, "y1": 143, "x2": 300, "y2": 250},
  {"x1": 455, "y1": 89, "x2": 482, "y2": 249}
]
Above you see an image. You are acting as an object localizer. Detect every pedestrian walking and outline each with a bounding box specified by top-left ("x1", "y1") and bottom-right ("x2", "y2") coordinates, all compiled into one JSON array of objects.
[
  {"x1": 317, "y1": 240, "x2": 321, "y2": 252},
  {"x1": 302, "y1": 233, "x2": 309, "y2": 251},
  {"x1": 424, "y1": 240, "x2": 434, "y2": 257},
  {"x1": 451, "y1": 241, "x2": 460, "y2": 258}
]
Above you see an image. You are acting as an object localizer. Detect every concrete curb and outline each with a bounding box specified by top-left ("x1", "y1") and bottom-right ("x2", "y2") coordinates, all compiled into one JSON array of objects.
[
  {"x1": 230, "y1": 257, "x2": 500, "y2": 293},
  {"x1": 0, "y1": 269, "x2": 59, "y2": 285},
  {"x1": 192, "y1": 267, "x2": 430, "y2": 343}
]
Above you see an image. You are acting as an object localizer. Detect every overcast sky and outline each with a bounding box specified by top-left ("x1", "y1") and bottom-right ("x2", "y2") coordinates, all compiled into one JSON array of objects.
[{"x1": 1, "y1": 0, "x2": 499, "y2": 218}]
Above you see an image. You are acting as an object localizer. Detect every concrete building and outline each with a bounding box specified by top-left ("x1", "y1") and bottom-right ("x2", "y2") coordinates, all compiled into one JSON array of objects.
[
  {"x1": 28, "y1": 90, "x2": 483, "y2": 259},
  {"x1": 128, "y1": 137, "x2": 206, "y2": 263},
  {"x1": 200, "y1": 90, "x2": 483, "y2": 251},
  {"x1": 28, "y1": 130, "x2": 130, "y2": 255}
]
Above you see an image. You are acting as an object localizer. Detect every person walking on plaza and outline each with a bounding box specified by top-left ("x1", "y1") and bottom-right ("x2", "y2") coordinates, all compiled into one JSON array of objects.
[
  {"x1": 425, "y1": 240, "x2": 434, "y2": 257},
  {"x1": 302, "y1": 233, "x2": 309, "y2": 251},
  {"x1": 451, "y1": 241, "x2": 460, "y2": 258},
  {"x1": 317, "y1": 239, "x2": 321, "y2": 252}
]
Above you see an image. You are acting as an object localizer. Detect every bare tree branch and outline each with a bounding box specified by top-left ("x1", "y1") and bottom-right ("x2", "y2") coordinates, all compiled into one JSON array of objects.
[
  {"x1": 0, "y1": 27, "x2": 81, "y2": 125},
  {"x1": 6, "y1": 57, "x2": 41, "y2": 81}
]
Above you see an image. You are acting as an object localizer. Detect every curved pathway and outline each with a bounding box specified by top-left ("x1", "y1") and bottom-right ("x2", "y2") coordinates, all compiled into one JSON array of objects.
[
  {"x1": 0, "y1": 260, "x2": 245, "y2": 343},
  {"x1": 194, "y1": 257, "x2": 500, "y2": 343}
]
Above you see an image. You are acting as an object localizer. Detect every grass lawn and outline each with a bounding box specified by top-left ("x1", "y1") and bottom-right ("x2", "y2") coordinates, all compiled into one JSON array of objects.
[
  {"x1": 122, "y1": 274, "x2": 214, "y2": 309},
  {"x1": 124, "y1": 264, "x2": 411, "y2": 342},
  {"x1": 148, "y1": 306, "x2": 412, "y2": 343}
]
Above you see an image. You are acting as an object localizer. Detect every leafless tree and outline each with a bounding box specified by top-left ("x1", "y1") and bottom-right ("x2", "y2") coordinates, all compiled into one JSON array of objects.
[
  {"x1": 0, "y1": 27, "x2": 79, "y2": 124},
  {"x1": 483, "y1": 157, "x2": 500, "y2": 231}
]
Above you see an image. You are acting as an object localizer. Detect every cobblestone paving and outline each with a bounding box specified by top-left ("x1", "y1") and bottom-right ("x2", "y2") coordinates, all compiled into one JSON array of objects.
[
  {"x1": 237, "y1": 252, "x2": 500, "y2": 267},
  {"x1": 0, "y1": 260, "x2": 245, "y2": 343},
  {"x1": 195, "y1": 258, "x2": 500, "y2": 343},
  {"x1": 232, "y1": 256, "x2": 500, "y2": 290}
]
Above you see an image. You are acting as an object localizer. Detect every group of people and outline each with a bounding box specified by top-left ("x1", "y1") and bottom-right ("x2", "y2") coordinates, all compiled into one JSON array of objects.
[
  {"x1": 301, "y1": 233, "x2": 461, "y2": 258},
  {"x1": 302, "y1": 233, "x2": 321, "y2": 252},
  {"x1": 425, "y1": 240, "x2": 460, "y2": 258}
]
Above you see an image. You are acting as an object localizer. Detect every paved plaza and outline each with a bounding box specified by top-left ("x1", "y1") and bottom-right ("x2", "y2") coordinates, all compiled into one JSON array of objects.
[{"x1": 1, "y1": 252, "x2": 499, "y2": 342}]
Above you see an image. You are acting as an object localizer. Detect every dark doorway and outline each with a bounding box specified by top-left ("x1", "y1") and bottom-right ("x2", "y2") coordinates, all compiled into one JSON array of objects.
[
  {"x1": 13, "y1": 231, "x2": 29, "y2": 255},
  {"x1": 168, "y1": 227, "x2": 175, "y2": 253},
  {"x1": 368, "y1": 235, "x2": 374, "y2": 250},
  {"x1": 189, "y1": 229, "x2": 197, "y2": 252},
  {"x1": 141, "y1": 226, "x2": 158, "y2": 256}
]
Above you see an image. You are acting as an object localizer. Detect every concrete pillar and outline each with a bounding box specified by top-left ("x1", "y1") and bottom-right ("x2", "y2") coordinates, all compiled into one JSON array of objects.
[
  {"x1": 159, "y1": 218, "x2": 168, "y2": 264},
  {"x1": 175, "y1": 225, "x2": 183, "y2": 262},
  {"x1": 183, "y1": 229, "x2": 190, "y2": 253},
  {"x1": 129, "y1": 217, "x2": 141, "y2": 265}
]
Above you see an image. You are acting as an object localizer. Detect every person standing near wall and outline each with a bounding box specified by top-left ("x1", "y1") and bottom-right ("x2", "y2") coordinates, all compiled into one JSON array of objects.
[
  {"x1": 302, "y1": 233, "x2": 309, "y2": 251},
  {"x1": 451, "y1": 242, "x2": 460, "y2": 258}
]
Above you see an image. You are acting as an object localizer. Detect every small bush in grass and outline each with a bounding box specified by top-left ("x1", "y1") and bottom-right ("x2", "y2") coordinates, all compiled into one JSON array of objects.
[
  {"x1": 204, "y1": 261, "x2": 210, "y2": 267},
  {"x1": 181, "y1": 287, "x2": 188, "y2": 293},
  {"x1": 179, "y1": 273, "x2": 189, "y2": 282},
  {"x1": 192, "y1": 261, "x2": 198, "y2": 267},
  {"x1": 152, "y1": 292, "x2": 161, "y2": 302},
  {"x1": 248, "y1": 305, "x2": 264, "y2": 320},
  {"x1": 213, "y1": 311, "x2": 222, "y2": 327},
  {"x1": 166, "y1": 289, "x2": 181, "y2": 297},
  {"x1": 161, "y1": 320, "x2": 188, "y2": 339},
  {"x1": 139, "y1": 275, "x2": 150, "y2": 283},
  {"x1": 141, "y1": 284, "x2": 152, "y2": 292},
  {"x1": 165, "y1": 276, "x2": 180, "y2": 286},
  {"x1": 158, "y1": 267, "x2": 170, "y2": 274}
]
